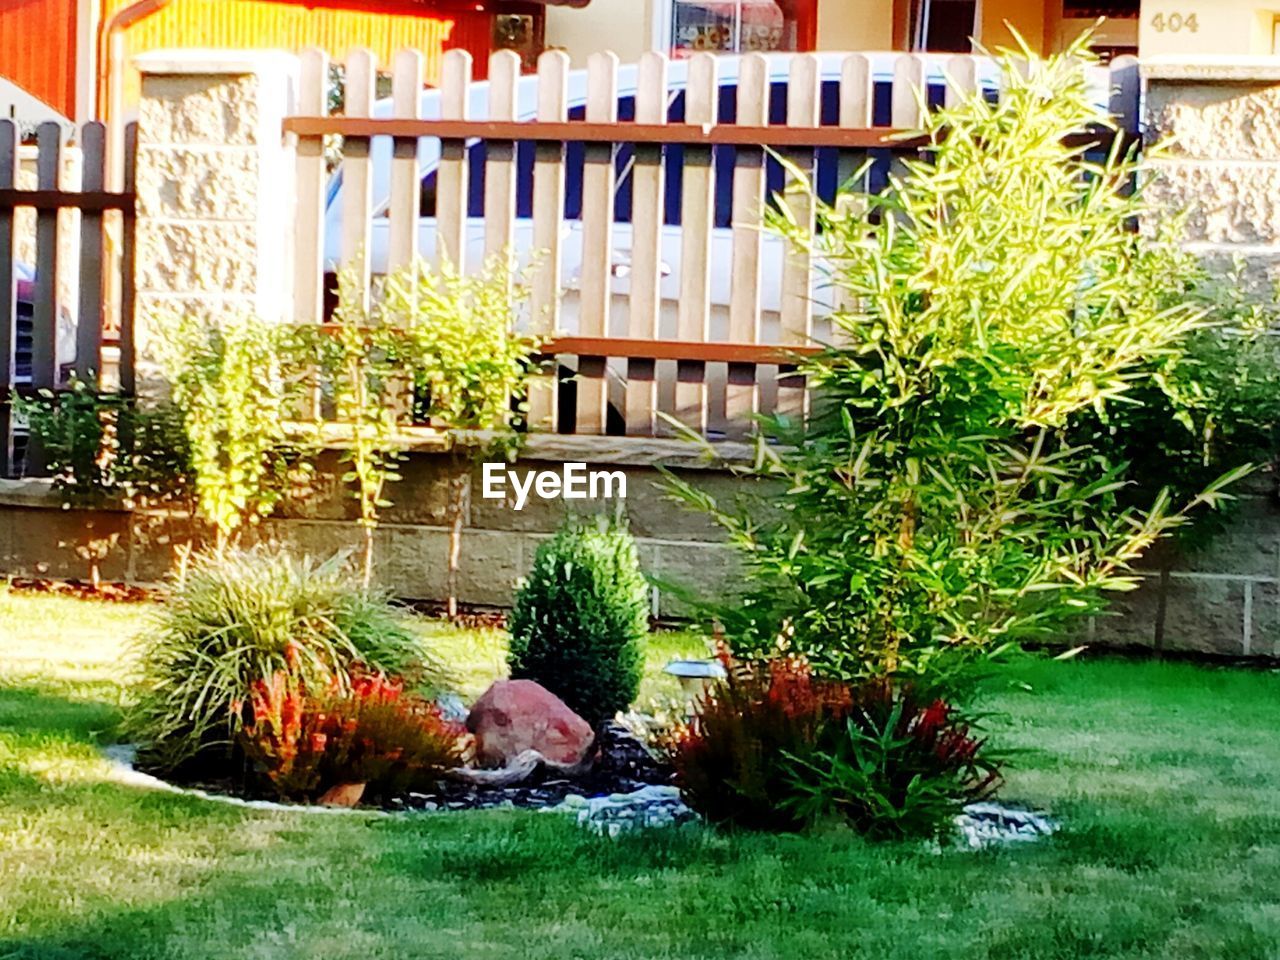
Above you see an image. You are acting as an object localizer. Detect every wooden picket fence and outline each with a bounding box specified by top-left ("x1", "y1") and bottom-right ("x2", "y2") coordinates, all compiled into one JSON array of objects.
[
  {"x1": 0, "y1": 118, "x2": 137, "y2": 475},
  {"x1": 288, "y1": 48, "x2": 1140, "y2": 441}
]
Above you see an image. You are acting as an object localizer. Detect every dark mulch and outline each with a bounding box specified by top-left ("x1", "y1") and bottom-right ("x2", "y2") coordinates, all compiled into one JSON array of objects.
[
  {"x1": 5, "y1": 577, "x2": 157, "y2": 603},
  {"x1": 142, "y1": 724, "x2": 673, "y2": 813},
  {"x1": 389, "y1": 723, "x2": 675, "y2": 812}
]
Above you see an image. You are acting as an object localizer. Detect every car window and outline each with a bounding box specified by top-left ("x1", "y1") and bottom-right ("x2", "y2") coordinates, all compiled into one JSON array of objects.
[{"x1": 411, "y1": 70, "x2": 965, "y2": 225}]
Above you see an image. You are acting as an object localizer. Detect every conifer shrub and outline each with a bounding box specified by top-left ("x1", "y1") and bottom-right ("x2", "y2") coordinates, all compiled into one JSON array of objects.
[{"x1": 508, "y1": 516, "x2": 648, "y2": 726}]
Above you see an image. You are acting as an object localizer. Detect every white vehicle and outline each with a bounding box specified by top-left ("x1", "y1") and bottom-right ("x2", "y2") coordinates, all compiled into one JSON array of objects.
[{"x1": 324, "y1": 53, "x2": 1110, "y2": 337}]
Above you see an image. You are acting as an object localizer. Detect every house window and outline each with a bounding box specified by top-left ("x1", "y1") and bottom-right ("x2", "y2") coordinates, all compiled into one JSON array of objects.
[
  {"x1": 909, "y1": 0, "x2": 978, "y2": 52},
  {"x1": 669, "y1": 0, "x2": 816, "y2": 58}
]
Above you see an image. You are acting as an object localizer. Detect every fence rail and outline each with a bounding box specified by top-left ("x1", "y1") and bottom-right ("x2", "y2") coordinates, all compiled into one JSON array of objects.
[
  {"x1": 0, "y1": 118, "x2": 137, "y2": 476},
  {"x1": 294, "y1": 48, "x2": 1140, "y2": 441}
]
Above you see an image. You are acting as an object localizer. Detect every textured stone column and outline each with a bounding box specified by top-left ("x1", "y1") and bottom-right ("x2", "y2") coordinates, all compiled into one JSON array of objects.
[
  {"x1": 1143, "y1": 58, "x2": 1280, "y2": 294},
  {"x1": 132, "y1": 50, "x2": 299, "y2": 392}
]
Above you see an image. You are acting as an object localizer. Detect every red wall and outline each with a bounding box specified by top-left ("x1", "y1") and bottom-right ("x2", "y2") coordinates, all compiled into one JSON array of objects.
[
  {"x1": 0, "y1": 0, "x2": 78, "y2": 117},
  {"x1": 442, "y1": 5, "x2": 495, "y2": 78}
]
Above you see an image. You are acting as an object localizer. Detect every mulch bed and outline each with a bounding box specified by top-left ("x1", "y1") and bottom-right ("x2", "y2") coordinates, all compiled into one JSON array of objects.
[
  {"x1": 4, "y1": 577, "x2": 157, "y2": 603},
  {"x1": 389, "y1": 724, "x2": 675, "y2": 813},
  {"x1": 140, "y1": 723, "x2": 674, "y2": 813}
]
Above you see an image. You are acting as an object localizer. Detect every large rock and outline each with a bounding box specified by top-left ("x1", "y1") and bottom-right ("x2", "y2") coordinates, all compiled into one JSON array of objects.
[{"x1": 467, "y1": 680, "x2": 595, "y2": 768}]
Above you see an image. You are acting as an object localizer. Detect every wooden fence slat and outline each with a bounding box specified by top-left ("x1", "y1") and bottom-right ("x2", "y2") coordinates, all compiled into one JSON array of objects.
[
  {"x1": 672, "y1": 52, "x2": 717, "y2": 435},
  {"x1": 118, "y1": 122, "x2": 137, "y2": 396},
  {"x1": 829, "y1": 53, "x2": 876, "y2": 348},
  {"x1": 724, "y1": 52, "x2": 769, "y2": 439},
  {"x1": 75, "y1": 122, "x2": 106, "y2": 385},
  {"x1": 624, "y1": 51, "x2": 667, "y2": 437},
  {"x1": 383, "y1": 49, "x2": 425, "y2": 422},
  {"x1": 0, "y1": 120, "x2": 16, "y2": 475},
  {"x1": 437, "y1": 49, "x2": 472, "y2": 273},
  {"x1": 340, "y1": 49, "x2": 377, "y2": 309},
  {"x1": 576, "y1": 51, "x2": 619, "y2": 436},
  {"x1": 32, "y1": 123, "x2": 60, "y2": 393},
  {"x1": 945, "y1": 54, "x2": 978, "y2": 109},
  {"x1": 483, "y1": 50, "x2": 520, "y2": 268},
  {"x1": 295, "y1": 48, "x2": 329, "y2": 325},
  {"x1": 888, "y1": 54, "x2": 925, "y2": 192},
  {"x1": 777, "y1": 54, "x2": 820, "y2": 422},
  {"x1": 527, "y1": 50, "x2": 569, "y2": 432},
  {"x1": 837, "y1": 53, "x2": 873, "y2": 192},
  {"x1": 892, "y1": 53, "x2": 926, "y2": 129},
  {"x1": 388, "y1": 49, "x2": 424, "y2": 276}
]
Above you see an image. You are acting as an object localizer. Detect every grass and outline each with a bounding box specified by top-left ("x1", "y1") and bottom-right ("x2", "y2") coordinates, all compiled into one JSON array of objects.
[{"x1": 3, "y1": 588, "x2": 1280, "y2": 958}]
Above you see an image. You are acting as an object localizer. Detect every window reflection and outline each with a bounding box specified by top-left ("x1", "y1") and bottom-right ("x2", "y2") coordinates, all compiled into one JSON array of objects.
[{"x1": 670, "y1": 0, "x2": 799, "y2": 57}]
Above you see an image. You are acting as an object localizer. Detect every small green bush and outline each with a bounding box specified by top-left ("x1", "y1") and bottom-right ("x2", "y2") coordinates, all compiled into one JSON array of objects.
[
  {"x1": 127, "y1": 547, "x2": 446, "y2": 770},
  {"x1": 508, "y1": 516, "x2": 648, "y2": 726}
]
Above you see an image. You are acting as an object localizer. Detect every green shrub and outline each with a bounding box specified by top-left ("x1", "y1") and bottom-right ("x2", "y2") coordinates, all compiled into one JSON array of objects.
[
  {"x1": 508, "y1": 516, "x2": 648, "y2": 726},
  {"x1": 661, "y1": 656, "x2": 844, "y2": 832},
  {"x1": 161, "y1": 313, "x2": 312, "y2": 547},
  {"x1": 12, "y1": 383, "x2": 193, "y2": 509},
  {"x1": 1069, "y1": 285, "x2": 1280, "y2": 550},
  {"x1": 667, "y1": 40, "x2": 1246, "y2": 695},
  {"x1": 127, "y1": 547, "x2": 446, "y2": 770},
  {"x1": 13, "y1": 382, "x2": 194, "y2": 584},
  {"x1": 784, "y1": 686, "x2": 1002, "y2": 840}
]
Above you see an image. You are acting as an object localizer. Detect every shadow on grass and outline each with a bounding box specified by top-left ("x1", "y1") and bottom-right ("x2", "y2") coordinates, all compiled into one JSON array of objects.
[{"x1": 0, "y1": 681, "x2": 121, "y2": 746}]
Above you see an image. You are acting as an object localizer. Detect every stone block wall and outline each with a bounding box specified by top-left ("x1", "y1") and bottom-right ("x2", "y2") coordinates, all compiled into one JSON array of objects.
[
  {"x1": 1143, "y1": 58, "x2": 1280, "y2": 292},
  {"x1": 6, "y1": 441, "x2": 1280, "y2": 655},
  {"x1": 1102, "y1": 58, "x2": 1280, "y2": 658},
  {"x1": 0, "y1": 438, "x2": 746, "y2": 619}
]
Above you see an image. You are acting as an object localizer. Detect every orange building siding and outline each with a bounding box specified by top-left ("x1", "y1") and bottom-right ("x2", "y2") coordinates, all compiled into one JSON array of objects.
[
  {"x1": 0, "y1": 0, "x2": 79, "y2": 116},
  {"x1": 105, "y1": 0, "x2": 489, "y2": 88}
]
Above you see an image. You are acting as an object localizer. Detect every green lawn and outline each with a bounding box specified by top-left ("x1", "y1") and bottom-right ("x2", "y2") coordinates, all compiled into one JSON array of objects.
[{"x1": 3, "y1": 588, "x2": 1280, "y2": 959}]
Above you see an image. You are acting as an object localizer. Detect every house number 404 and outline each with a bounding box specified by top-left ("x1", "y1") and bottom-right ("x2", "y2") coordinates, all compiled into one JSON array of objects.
[{"x1": 1150, "y1": 12, "x2": 1200, "y2": 33}]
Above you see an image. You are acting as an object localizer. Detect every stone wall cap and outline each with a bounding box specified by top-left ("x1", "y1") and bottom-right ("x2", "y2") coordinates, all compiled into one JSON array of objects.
[
  {"x1": 0, "y1": 477, "x2": 62, "y2": 509},
  {"x1": 134, "y1": 48, "x2": 299, "y2": 77},
  {"x1": 1142, "y1": 56, "x2": 1280, "y2": 83}
]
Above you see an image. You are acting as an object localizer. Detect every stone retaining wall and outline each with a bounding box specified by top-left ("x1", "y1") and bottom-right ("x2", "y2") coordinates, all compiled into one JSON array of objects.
[
  {"x1": 2, "y1": 438, "x2": 1278, "y2": 657},
  {"x1": 0, "y1": 437, "x2": 746, "y2": 619}
]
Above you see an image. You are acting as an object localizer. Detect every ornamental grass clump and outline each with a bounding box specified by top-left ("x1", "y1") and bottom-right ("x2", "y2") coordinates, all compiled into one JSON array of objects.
[
  {"x1": 127, "y1": 547, "x2": 447, "y2": 770},
  {"x1": 667, "y1": 37, "x2": 1250, "y2": 695},
  {"x1": 508, "y1": 515, "x2": 648, "y2": 726}
]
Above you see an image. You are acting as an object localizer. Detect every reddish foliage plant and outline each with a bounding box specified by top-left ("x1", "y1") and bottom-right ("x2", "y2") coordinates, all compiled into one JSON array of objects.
[
  {"x1": 663, "y1": 655, "x2": 1001, "y2": 837},
  {"x1": 239, "y1": 667, "x2": 465, "y2": 803},
  {"x1": 661, "y1": 656, "x2": 852, "y2": 831}
]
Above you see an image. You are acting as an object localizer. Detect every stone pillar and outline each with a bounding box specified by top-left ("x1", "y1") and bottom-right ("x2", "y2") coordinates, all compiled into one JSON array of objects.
[
  {"x1": 132, "y1": 50, "x2": 299, "y2": 391},
  {"x1": 1119, "y1": 58, "x2": 1280, "y2": 658},
  {"x1": 1143, "y1": 58, "x2": 1280, "y2": 294}
]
